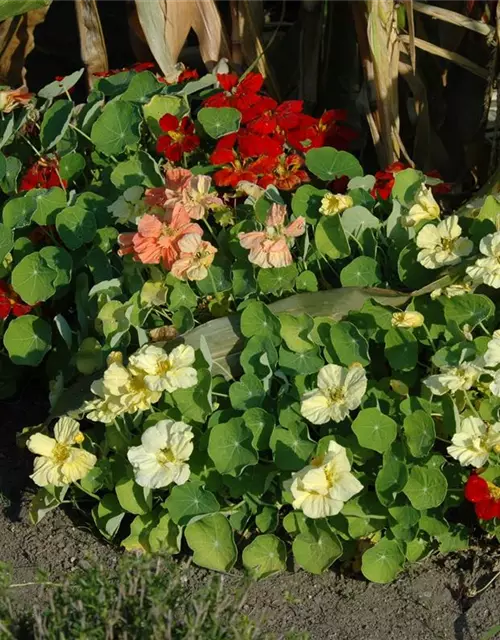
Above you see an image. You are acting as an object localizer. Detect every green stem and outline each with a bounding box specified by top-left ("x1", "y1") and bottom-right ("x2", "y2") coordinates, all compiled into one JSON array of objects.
[
  {"x1": 464, "y1": 392, "x2": 481, "y2": 420},
  {"x1": 73, "y1": 481, "x2": 99, "y2": 500}
]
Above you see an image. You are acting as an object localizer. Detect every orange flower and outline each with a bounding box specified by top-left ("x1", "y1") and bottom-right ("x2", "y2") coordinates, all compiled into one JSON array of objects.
[
  {"x1": 170, "y1": 234, "x2": 217, "y2": 281},
  {"x1": 238, "y1": 204, "x2": 305, "y2": 269},
  {"x1": 258, "y1": 154, "x2": 310, "y2": 191}
]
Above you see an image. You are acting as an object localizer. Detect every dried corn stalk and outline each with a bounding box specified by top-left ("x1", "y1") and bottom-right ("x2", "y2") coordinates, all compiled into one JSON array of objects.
[
  {"x1": 75, "y1": 0, "x2": 108, "y2": 86},
  {"x1": 135, "y1": 0, "x2": 230, "y2": 74},
  {"x1": 0, "y1": 4, "x2": 51, "y2": 86}
]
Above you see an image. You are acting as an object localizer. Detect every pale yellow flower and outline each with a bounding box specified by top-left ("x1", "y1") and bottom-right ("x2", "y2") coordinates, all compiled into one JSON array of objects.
[
  {"x1": 102, "y1": 361, "x2": 162, "y2": 413},
  {"x1": 319, "y1": 193, "x2": 353, "y2": 217},
  {"x1": 484, "y1": 330, "x2": 500, "y2": 368},
  {"x1": 447, "y1": 416, "x2": 500, "y2": 468},
  {"x1": 27, "y1": 417, "x2": 96, "y2": 487},
  {"x1": 391, "y1": 311, "x2": 425, "y2": 328},
  {"x1": 466, "y1": 231, "x2": 500, "y2": 289},
  {"x1": 416, "y1": 216, "x2": 473, "y2": 269},
  {"x1": 430, "y1": 280, "x2": 474, "y2": 300},
  {"x1": 424, "y1": 361, "x2": 484, "y2": 395},
  {"x1": 128, "y1": 344, "x2": 197, "y2": 393},
  {"x1": 84, "y1": 379, "x2": 123, "y2": 424},
  {"x1": 284, "y1": 441, "x2": 363, "y2": 519},
  {"x1": 402, "y1": 185, "x2": 440, "y2": 227},
  {"x1": 301, "y1": 364, "x2": 367, "y2": 424},
  {"x1": 127, "y1": 420, "x2": 194, "y2": 488}
]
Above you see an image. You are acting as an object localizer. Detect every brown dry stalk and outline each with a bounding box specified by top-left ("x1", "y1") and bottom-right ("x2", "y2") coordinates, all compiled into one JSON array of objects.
[{"x1": 75, "y1": 0, "x2": 108, "y2": 86}]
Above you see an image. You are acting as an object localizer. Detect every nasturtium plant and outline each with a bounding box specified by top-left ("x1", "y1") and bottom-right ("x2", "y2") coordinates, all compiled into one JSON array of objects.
[{"x1": 3, "y1": 64, "x2": 500, "y2": 583}]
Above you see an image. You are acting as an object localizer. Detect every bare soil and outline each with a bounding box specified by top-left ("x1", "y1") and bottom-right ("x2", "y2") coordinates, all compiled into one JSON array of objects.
[{"x1": 1, "y1": 392, "x2": 500, "y2": 640}]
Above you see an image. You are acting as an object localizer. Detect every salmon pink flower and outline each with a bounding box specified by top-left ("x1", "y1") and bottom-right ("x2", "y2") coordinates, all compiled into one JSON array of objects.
[
  {"x1": 238, "y1": 204, "x2": 306, "y2": 269},
  {"x1": 170, "y1": 234, "x2": 217, "y2": 281},
  {"x1": 144, "y1": 168, "x2": 192, "y2": 211},
  {"x1": 181, "y1": 175, "x2": 223, "y2": 220},
  {"x1": 0, "y1": 86, "x2": 33, "y2": 113},
  {"x1": 118, "y1": 205, "x2": 203, "y2": 269},
  {"x1": 156, "y1": 114, "x2": 199, "y2": 162},
  {"x1": 0, "y1": 281, "x2": 32, "y2": 319},
  {"x1": 465, "y1": 474, "x2": 500, "y2": 520},
  {"x1": 258, "y1": 154, "x2": 310, "y2": 191}
]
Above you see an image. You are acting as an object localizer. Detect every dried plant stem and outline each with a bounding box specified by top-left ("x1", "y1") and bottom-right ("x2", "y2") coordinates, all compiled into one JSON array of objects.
[
  {"x1": 412, "y1": 1, "x2": 494, "y2": 37},
  {"x1": 399, "y1": 35, "x2": 489, "y2": 80}
]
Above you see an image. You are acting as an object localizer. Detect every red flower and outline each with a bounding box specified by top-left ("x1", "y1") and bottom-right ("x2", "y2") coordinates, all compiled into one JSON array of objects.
[
  {"x1": 465, "y1": 474, "x2": 500, "y2": 520},
  {"x1": 246, "y1": 99, "x2": 304, "y2": 135},
  {"x1": 287, "y1": 109, "x2": 358, "y2": 152},
  {"x1": 258, "y1": 154, "x2": 310, "y2": 191},
  {"x1": 156, "y1": 114, "x2": 199, "y2": 162},
  {"x1": 177, "y1": 69, "x2": 199, "y2": 83},
  {"x1": 93, "y1": 61, "x2": 155, "y2": 78},
  {"x1": 426, "y1": 169, "x2": 452, "y2": 195},
  {"x1": 371, "y1": 162, "x2": 408, "y2": 200},
  {"x1": 19, "y1": 158, "x2": 66, "y2": 191},
  {"x1": 0, "y1": 281, "x2": 32, "y2": 320},
  {"x1": 237, "y1": 132, "x2": 283, "y2": 159},
  {"x1": 202, "y1": 72, "x2": 264, "y2": 121}
]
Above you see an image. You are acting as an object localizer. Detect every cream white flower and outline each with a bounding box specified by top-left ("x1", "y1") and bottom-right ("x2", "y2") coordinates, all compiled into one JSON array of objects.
[
  {"x1": 430, "y1": 280, "x2": 474, "y2": 300},
  {"x1": 489, "y1": 370, "x2": 500, "y2": 396},
  {"x1": 84, "y1": 379, "x2": 123, "y2": 424},
  {"x1": 127, "y1": 420, "x2": 194, "y2": 488},
  {"x1": 447, "y1": 416, "x2": 500, "y2": 468},
  {"x1": 27, "y1": 417, "x2": 96, "y2": 487},
  {"x1": 391, "y1": 310, "x2": 424, "y2": 328},
  {"x1": 466, "y1": 231, "x2": 500, "y2": 289},
  {"x1": 301, "y1": 364, "x2": 367, "y2": 425},
  {"x1": 424, "y1": 361, "x2": 484, "y2": 395},
  {"x1": 103, "y1": 361, "x2": 162, "y2": 413},
  {"x1": 128, "y1": 344, "x2": 197, "y2": 393},
  {"x1": 108, "y1": 186, "x2": 147, "y2": 225},
  {"x1": 416, "y1": 216, "x2": 473, "y2": 269},
  {"x1": 402, "y1": 185, "x2": 440, "y2": 227},
  {"x1": 284, "y1": 441, "x2": 363, "y2": 519},
  {"x1": 236, "y1": 180, "x2": 265, "y2": 201},
  {"x1": 483, "y1": 330, "x2": 500, "y2": 368},
  {"x1": 319, "y1": 193, "x2": 353, "y2": 216}
]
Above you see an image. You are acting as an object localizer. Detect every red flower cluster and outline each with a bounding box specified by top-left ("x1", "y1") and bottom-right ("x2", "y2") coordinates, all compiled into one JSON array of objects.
[
  {"x1": 202, "y1": 72, "x2": 357, "y2": 190},
  {"x1": 19, "y1": 158, "x2": 66, "y2": 191},
  {"x1": 0, "y1": 281, "x2": 31, "y2": 320},
  {"x1": 465, "y1": 474, "x2": 500, "y2": 520},
  {"x1": 156, "y1": 114, "x2": 200, "y2": 162},
  {"x1": 93, "y1": 62, "x2": 155, "y2": 78},
  {"x1": 371, "y1": 162, "x2": 452, "y2": 200}
]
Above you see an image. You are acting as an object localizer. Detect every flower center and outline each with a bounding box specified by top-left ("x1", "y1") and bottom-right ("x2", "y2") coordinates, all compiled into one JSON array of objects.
[
  {"x1": 441, "y1": 237, "x2": 455, "y2": 252},
  {"x1": 487, "y1": 481, "x2": 500, "y2": 500},
  {"x1": 156, "y1": 359, "x2": 171, "y2": 375},
  {"x1": 52, "y1": 443, "x2": 71, "y2": 464},
  {"x1": 168, "y1": 130, "x2": 184, "y2": 143},
  {"x1": 157, "y1": 448, "x2": 176, "y2": 465},
  {"x1": 129, "y1": 376, "x2": 147, "y2": 392},
  {"x1": 328, "y1": 387, "x2": 345, "y2": 404},
  {"x1": 393, "y1": 312, "x2": 405, "y2": 325},
  {"x1": 324, "y1": 465, "x2": 337, "y2": 488}
]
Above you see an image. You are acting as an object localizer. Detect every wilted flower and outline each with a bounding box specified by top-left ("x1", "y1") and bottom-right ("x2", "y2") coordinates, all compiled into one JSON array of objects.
[
  {"x1": 402, "y1": 184, "x2": 440, "y2": 227},
  {"x1": 83, "y1": 379, "x2": 123, "y2": 424},
  {"x1": 144, "y1": 168, "x2": 192, "y2": 211},
  {"x1": 424, "y1": 361, "x2": 484, "y2": 395},
  {"x1": 238, "y1": 204, "x2": 305, "y2": 269},
  {"x1": 301, "y1": 363, "x2": 367, "y2": 424},
  {"x1": 108, "y1": 186, "x2": 147, "y2": 225},
  {"x1": 319, "y1": 193, "x2": 353, "y2": 216},
  {"x1": 284, "y1": 441, "x2": 363, "y2": 519},
  {"x1": 27, "y1": 417, "x2": 96, "y2": 487},
  {"x1": 466, "y1": 231, "x2": 500, "y2": 289},
  {"x1": 416, "y1": 216, "x2": 473, "y2": 269},
  {"x1": 127, "y1": 420, "x2": 194, "y2": 489},
  {"x1": 180, "y1": 175, "x2": 223, "y2": 220},
  {"x1": 447, "y1": 416, "x2": 500, "y2": 468},
  {"x1": 430, "y1": 279, "x2": 474, "y2": 300},
  {"x1": 0, "y1": 86, "x2": 33, "y2": 113},
  {"x1": 128, "y1": 344, "x2": 197, "y2": 393},
  {"x1": 170, "y1": 234, "x2": 217, "y2": 281},
  {"x1": 391, "y1": 310, "x2": 424, "y2": 328}
]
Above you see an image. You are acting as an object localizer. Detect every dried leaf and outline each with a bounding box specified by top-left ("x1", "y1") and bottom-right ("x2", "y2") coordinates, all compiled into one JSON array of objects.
[{"x1": 74, "y1": 0, "x2": 108, "y2": 85}]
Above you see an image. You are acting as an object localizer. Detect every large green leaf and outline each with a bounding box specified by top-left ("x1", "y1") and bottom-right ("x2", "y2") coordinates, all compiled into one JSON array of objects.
[
  {"x1": 403, "y1": 411, "x2": 436, "y2": 458},
  {"x1": 185, "y1": 513, "x2": 237, "y2": 571},
  {"x1": 242, "y1": 534, "x2": 287, "y2": 579},
  {"x1": 208, "y1": 417, "x2": 258, "y2": 476},
  {"x1": 198, "y1": 107, "x2": 241, "y2": 139},
  {"x1": 164, "y1": 483, "x2": 220, "y2": 526},
  {"x1": 0, "y1": 0, "x2": 51, "y2": 21},
  {"x1": 403, "y1": 466, "x2": 448, "y2": 510},
  {"x1": 305, "y1": 147, "x2": 363, "y2": 181},
  {"x1": 56, "y1": 204, "x2": 97, "y2": 250},
  {"x1": 361, "y1": 537, "x2": 405, "y2": 583},
  {"x1": 315, "y1": 215, "x2": 350, "y2": 260},
  {"x1": 11, "y1": 252, "x2": 57, "y2": 304},
  {"x1": 91, "y1": 101, "x2": 141, "y2": 156},
  {"x1": 40, "y1": 100, "x2": 73, "y2": 150},
  {"x1": 115, "y1": 477, "x2": 153, "y2": 515},
  {"x1": 352, "y1": 408, "x2": 397, "y2": 453},
  {"x1": 292, "y1": 521, "x2": 342, "y2": 574},
  {"x1": 3, "y1": 315, "x2": 51, "y2": 366}
]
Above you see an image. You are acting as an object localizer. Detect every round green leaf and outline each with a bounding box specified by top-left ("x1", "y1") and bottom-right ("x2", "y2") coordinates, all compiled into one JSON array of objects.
[
  {"x1": 115, "y1": 477, "x2": 153, "y2": 515},
  {"x1": 341, "y1": 206, "x2": 380, "y2": 237},
  {"x1": 208, "y1": 417, "x2": 258, "y2": 476},
  {"x1": 91, "y1": 101, "x2": 141, "y2": 156},
  {"x1": 40, "y1": 99, "x2": 73, "y2": 150},
  {"x1": 361, "y1": 537, "x2": 405, "y2": 583},
  {"x1": 291, "y1": 184, "x2": 328, "y2": 224},
  {"x1": 403, "y1": 411, "x2": 436, "y2": 458},
  {"x1": 56, "y1": 204, "x2": 97, "y2": 250},
  {"x1": 148, "y1": 511, "x2": 181, "y2": 554},
  {"x1": 0, "y1": 222, "x2": 13, "y2": 263},
  {"x1": 278, "y1": 345, "x2": 324, "y2": 376},
  {"x1": 305, "y1": 147, "x2": 363, "y2": 181},
  {"x1": 120, "y1": 71, "x2": 163, "y2": 103},
  {"x1": 2, "y1": 194, "x2": 37, "y2": 229},
  {"x1": 11, "y1": 252, "x2": 57, "y2": 304},
  {"x1": 295, "y1": 270, "x2": 318, "y2": 292},
  {"x1": 3, "y1": 315, "x2": 51, "y2": 366},
  {"x1": 270, "y1": 425, "x2": 315, "y2": 471},
  {"x1": 163, "y1": 483, "x2": 220, "y2": 525},
  {"x1": 242, "y1": 534, "x2": 287, "y2": 579},
  {"x1": 340, "y1": 256, "x2": 381, "y2": 287},
  {"x1": 375, "y1": 445, "x2": 408, "y2": 506},
  {"x1": 352, "y1": 408, "x2": 397, "y2": 453},
  {"x1": 111, "y1": 151, "x2": 162, "y2": 189},
  {"x1": 92, "y1": 493, "x2": 125, "y2": 540},
  {"x1": 1, "y1": 156, "x2": 22, "y2": 194},
  {"x1": 279, "y1": 313, "x2": 314, "y2": 353},
  {"x1": 444, "y1": 293, "x2": 495, "y2": 329},
  {"x1": 403, "y1": 466, "x2": 448, "y2": 510},
  {"x1": 59, "y1": 152, "x2": 85, "y2": 182},
  {"x1": 391, "y1": 168, "x2": 424, "y2": 206},
  {"x1": 31, "y1": 187, "x2": 67, "y2": 225},
  {"x1": 240, "y1": 301, "x2": 281, "y2": 345},
  {"x1": 39, "y1": 245, "x2": 72, "y2": 288},
  {"x1": 258, "y1": 264, "x2": 297, "y2": 294},
  {"x1": 315, "y1": 215, "x2": 350, "y2": 260},
  {"x1": 329, "y1": 321, "x2": 370, "y2": 366},
  {"x1": 198, "y1": 107, "x2": 241, "y2": 139},
  {"x1": 292, "y1": 521, "x2": 343, "y2": 574},
  {"x1": 384, "y1": 327, "x2": 418, "y2": 371},
  {"x1": 185, "y1": 513, "x2": 237, "y2": 572},
  {"x1": 243, "y1": 407, "x2": 274, "y2": 450}
]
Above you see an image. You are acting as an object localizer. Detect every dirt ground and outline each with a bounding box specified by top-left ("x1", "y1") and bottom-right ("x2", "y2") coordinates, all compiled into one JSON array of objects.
[{"x1": 2, "y1": 391, "x2": 500, "y2": 640}]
